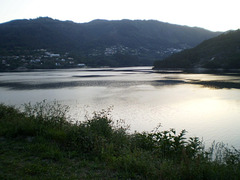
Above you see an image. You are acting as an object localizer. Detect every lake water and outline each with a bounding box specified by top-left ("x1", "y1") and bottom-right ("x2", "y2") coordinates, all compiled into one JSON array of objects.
[{"x1": 0, "y1": 67, "x2": 240, "y2": 148}]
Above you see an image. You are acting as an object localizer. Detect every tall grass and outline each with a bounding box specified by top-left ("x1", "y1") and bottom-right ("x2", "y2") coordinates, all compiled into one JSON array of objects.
[{"x1": 0, "y1": 101, "x2": 240, "y2": 179}]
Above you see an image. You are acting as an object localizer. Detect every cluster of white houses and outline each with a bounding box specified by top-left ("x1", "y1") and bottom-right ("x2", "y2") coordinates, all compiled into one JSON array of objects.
[{"x1": 0, "y1": 49, "x2": 86, "y2": 69}]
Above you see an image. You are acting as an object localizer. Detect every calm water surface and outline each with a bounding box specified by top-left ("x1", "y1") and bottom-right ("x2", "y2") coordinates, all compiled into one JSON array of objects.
[{"x1": 0, "y1": 67, "x2": 240, "y2": 148}]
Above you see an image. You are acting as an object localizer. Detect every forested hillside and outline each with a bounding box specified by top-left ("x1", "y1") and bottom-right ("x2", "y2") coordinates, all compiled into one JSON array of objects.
[
  {"x1": 154, "y1": 30, "x2": 240, "y2": 69},
  {"x1": 0, "y1": 17, "x2": 221, "y2": 69}
]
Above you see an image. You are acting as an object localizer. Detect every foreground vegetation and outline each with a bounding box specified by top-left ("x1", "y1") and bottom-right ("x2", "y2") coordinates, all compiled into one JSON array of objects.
[{"x1": 0, "y1": 101, "x2": 240, "y2": 179}]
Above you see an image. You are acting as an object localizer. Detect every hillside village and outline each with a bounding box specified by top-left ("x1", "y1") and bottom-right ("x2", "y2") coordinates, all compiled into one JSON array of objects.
[
  {"x1": 0, "y1": 46, "x2": 184, "y2": 71},
  {"x1": 0, "y1": 49, "x2": 86, "y2": 71}
]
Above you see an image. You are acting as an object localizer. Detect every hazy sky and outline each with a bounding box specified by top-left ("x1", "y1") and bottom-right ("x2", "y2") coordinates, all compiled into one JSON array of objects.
[{"x1": 0, "y1": 0, "x2": 239, "y2": 31}]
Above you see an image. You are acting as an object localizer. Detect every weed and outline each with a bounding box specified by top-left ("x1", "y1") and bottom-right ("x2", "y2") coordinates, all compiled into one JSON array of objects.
[{"x1": 0, "y1": 102, "x2": 240, "y2": 179}]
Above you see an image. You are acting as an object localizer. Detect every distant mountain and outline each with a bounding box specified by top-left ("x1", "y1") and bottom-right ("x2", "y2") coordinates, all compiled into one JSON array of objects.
[
  {"x1": 154, "y1": 30, "x2": 240, "y2": 69},
  {"x1": 0, "y1": 17, "x2": 221, "y2": 67}
]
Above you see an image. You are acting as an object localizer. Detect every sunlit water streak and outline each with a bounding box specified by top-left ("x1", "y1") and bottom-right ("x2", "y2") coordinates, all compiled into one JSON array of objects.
[{"x1": 0, "y1": 67, "x2": 240, "y2": 148}]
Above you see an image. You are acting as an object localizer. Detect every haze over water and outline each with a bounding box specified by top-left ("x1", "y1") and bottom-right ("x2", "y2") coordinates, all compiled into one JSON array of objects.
[{"x1": 0, "y1": 67, "x2": 240, "y2": 148}]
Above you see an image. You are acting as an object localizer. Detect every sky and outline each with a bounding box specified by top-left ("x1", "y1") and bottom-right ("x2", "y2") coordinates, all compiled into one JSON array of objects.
[{"x1": 0, "y1": 0, "x2": 239, "y2": 32}]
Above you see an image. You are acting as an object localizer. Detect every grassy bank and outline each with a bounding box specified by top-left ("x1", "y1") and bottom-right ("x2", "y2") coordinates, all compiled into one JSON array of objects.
[{"x1": 0, "y1": 101, "x2": 240, "y2": 179}]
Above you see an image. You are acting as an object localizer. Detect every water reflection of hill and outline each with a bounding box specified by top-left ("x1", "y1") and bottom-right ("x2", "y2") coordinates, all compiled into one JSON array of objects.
[
  {"x1": 189, "y1": 80, "x2": 240, "y2": 89},
  {"x1": 1, "y1": 67, "x2": 240, "y2": 90},
  {"x1": 2, "y1": 79, "x2": 240, "y2": 90},
  {"x1": 153, "y1": 69, "x2": 240, "y2": 89}
]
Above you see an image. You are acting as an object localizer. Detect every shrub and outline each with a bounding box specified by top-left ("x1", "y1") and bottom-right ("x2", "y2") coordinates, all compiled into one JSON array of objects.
[
  {"x1": 1, "y1": 102, "x2": 240, "y2": 179},
  {"x1": 23, "y1": 100, "x2": 70, "y2": 128}
]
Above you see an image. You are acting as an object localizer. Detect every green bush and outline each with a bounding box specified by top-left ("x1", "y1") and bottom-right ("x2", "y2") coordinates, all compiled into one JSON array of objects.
[{"x1": 0, "y1": 101, "x2": 240, "y2": 179}]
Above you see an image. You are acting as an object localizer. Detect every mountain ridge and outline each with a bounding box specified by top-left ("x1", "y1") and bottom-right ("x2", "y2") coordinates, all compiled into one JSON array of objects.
[{"x1": 0, "y1": 17, "x2": 221, "y2": 68}]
